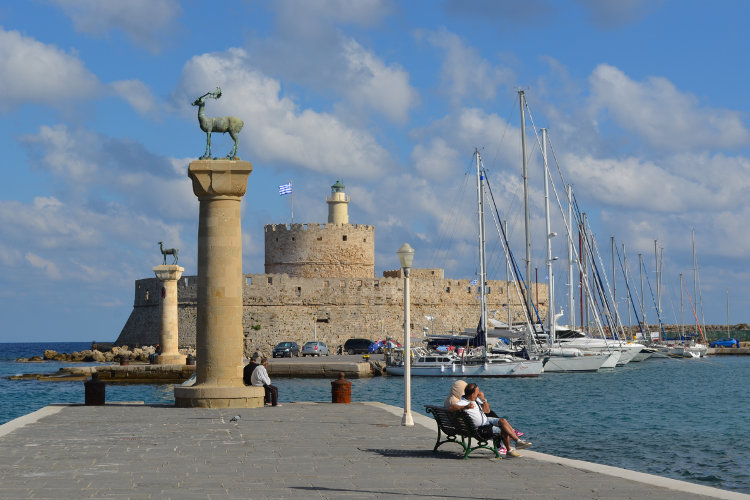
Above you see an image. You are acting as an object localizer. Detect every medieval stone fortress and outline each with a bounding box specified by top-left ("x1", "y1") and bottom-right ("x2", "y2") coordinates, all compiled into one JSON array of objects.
[{"x1": 116, "y1": 181, "x2": 548, "y2": 355}]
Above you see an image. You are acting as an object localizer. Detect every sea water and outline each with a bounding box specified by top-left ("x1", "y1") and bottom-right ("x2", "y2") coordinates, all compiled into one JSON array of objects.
[{"x1": 2, "y1": 342, "x2": 749, "y2": 494}]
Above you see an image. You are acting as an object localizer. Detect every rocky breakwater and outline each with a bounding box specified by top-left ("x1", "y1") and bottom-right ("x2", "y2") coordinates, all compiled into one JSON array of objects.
[
  {"x1": 10, "y1": 345, "x2": 196, "y2": 383},
  {"x1": 38, "y1": 346, "x2": 155, "y2": 363}
]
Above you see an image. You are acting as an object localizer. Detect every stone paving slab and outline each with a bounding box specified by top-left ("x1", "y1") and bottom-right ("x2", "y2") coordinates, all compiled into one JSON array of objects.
[{"x1": 0, "y1": 402, "x2": 747, "y2": 500}]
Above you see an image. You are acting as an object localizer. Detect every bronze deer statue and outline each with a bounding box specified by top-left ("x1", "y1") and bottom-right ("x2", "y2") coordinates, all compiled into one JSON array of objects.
[
  {"x1": 192, "y1": 87, "x2": 244, "y2": 159},
  {"x1": 158, "y1": 241, "x2": 179, "y2": 265}
]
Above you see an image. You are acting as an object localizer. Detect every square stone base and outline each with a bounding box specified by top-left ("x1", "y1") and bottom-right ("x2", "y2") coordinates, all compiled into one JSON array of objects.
[
  {"x1": 157, "y1": 354, "x2": 187, "y2": 365},
  {"x1": 173, "y1": 385, "x2": 265, "y2": 408}
]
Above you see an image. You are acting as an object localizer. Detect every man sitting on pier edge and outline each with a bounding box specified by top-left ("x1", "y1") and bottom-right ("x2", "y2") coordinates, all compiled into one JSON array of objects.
[
  {"x1": 250, "y1": 357, "x2": 279, "y2": 406},
  {"x1": 450, "y1": 382, "x2": 530, "y2": 457}
]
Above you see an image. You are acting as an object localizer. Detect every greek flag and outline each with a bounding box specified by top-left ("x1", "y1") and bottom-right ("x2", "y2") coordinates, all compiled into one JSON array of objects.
[
  {"x1": 469, "y1": 279, "x2": 478, "y2": 285},
  {"x1": 279, "y1": 182, "x2": 292, "y2": 196}
]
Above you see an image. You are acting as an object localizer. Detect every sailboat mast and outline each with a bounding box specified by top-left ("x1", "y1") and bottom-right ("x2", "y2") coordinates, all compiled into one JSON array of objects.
[
  {"x1": 505, "y1": 219, "x2": 512, "y2": 328},
  {"x1": 654, "y1": 240, "x2": 660, "y2": 319},
  {"x1": 519, "y1": 90, "x2": 532, "y2": 315},
  {"x1": 567, "y1": 185, "x2": 575, "y2": 330},
  {"x1": 475, "y1": 149, "x2": 488, "y2": 357},
  {"x1": 623, "y1": 244, "x2": 632, "y2": 333},
  {"x1": 542, "y1": 129, "x2": 555, "y2": 343},
  {"x1": 680, "y1": 273, "x2": 684, "y2": 337},
  {"x1": 727, "y1": 288, "x2": 730, "y2": 335},
  {"x1": 692, "y1": 228, "x2": 697, "y2": 336},
  {"x1": 638, "y1": 253, "x2": 646, "y2": 336},
  {"x1": 611, "y1": 237, "x2": 618, "y2": 330}
]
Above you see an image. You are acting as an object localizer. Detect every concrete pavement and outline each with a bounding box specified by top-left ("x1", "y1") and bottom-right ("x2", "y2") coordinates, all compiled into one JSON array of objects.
[{"x1": 0, "y1": 402, "x2": 746, "y2": 500}]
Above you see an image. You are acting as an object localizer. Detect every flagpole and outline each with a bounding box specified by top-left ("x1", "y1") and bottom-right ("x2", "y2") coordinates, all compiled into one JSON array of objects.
[{"x1": 289, "y1": 180, "x2": 294, "y2": 223}]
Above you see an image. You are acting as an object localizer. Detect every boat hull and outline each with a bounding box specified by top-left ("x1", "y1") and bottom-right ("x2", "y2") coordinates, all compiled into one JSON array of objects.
[
  {"x1": 386, "y1": 359, "x2": 543, "y2": 377},
  {"x1": 543, "y1": 352, "x2": 608, "y2": 372}
]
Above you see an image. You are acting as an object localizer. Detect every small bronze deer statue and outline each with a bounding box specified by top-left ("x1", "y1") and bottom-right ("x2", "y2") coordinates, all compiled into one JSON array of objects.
[
  {"x1": 192, "y1": 87, "x2": 244, "y2": 159},
  {"x1": 158, "y1": 241, "x2": 179, "y2": 265}
]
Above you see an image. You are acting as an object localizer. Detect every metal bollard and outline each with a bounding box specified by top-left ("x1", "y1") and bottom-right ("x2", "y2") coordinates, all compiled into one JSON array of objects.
[
  {"x1": 84, "y1": 372, "x2": 105, "y2": 405},
  {"x1": 119, "y1": 354, "x2": 129, "y2": 366},
  {"x1": 331, "y1": 372, "x2": 352, "y2": 403},
  {"x1": 186, "y1": 354, "x2": 196, "y2": 365}
]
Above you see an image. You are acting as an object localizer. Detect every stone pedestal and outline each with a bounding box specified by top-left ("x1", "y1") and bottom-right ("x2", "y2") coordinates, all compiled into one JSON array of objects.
[
  {"x1": 174, "y1": 159, "x2": 264, "y2": 408},
  {"x1": 153, "y1": 264, "x2": 187, "y2": 365}
]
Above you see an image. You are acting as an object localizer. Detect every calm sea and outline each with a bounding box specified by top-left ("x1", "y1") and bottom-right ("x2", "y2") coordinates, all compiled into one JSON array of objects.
[{"x1": 2, "y1": 342, "x2": 749, "y2": 494}]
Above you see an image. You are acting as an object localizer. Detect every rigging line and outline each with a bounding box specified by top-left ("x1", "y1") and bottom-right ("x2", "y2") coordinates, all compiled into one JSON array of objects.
[
  {"x1": 426, "y1": 160, "x2": 473, "y2": 270},
  {"x1": 682, "y1": 278, "x2": 708, "y2": 343},
  {"x1": 486, "y1": 96, "x2": 521, "y2": 170},
  {"x1": 541, "y1": 142, "x2": 609, "y2": 340},
  {"x1": 589, "y1": 235, "x2": 625, "y2": 339},
  {"x1": 548, "y1": 137, "x2": 572, "y2": 203},
  {"x1": 614, "y1": 243, "x2": 644, "y2": 331},
  {"x1": 641, "y1": 260, "x2": 667, "y2": 339},
  {"x1": 694, "y1": 251, "x2": 707, "y2": 334},
  {"x1": 483, "y1": 165, "x2": 540, "y2": 334},
  {"x1": 484, "y1": 173, "x2": 542, "y2": 347}
]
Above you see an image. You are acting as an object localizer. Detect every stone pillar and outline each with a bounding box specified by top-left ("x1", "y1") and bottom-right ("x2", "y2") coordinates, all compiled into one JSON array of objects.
[
  {"x1": 174, "y1": 159, "x2": 264, "y2": 408},
  {"x1": 152, "y1": 264, "x2": 186, "y2": 365}
]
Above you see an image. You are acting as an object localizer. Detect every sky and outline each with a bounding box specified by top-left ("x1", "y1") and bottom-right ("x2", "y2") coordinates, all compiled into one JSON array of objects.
[{"x1": 1, "y1": 0, "x2": 748, "y2": 342}]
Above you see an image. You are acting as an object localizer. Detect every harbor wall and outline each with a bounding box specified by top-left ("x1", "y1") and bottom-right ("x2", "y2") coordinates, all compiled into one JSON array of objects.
[{"x1": 114, "y1": 271, "x2": 549, "y2": 356}]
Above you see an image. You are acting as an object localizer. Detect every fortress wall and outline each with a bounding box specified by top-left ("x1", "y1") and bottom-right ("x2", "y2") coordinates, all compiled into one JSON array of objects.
[
  {"x1": 264, "y1": 223, "x2": 375, "y2": 278},
  {"x1": 115, "y1": 276, "x2": 199, "y2": 348},
  {"x1": 115, "y1": 272, "x2": 548, "y2": 356}
]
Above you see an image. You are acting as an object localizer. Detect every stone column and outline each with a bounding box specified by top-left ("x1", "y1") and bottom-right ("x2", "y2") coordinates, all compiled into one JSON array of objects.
[
  {"x1": 152, "y1": 264, "x2": 186, "y2": 365},
  {"x1": 174, "y1": 159, "x2": 264, "y2": 408}
]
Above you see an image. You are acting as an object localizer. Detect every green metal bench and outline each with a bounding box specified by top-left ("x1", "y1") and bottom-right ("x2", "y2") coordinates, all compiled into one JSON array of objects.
[{"x1": 424, "y1": 405, "x2": 502, "y2": 459}]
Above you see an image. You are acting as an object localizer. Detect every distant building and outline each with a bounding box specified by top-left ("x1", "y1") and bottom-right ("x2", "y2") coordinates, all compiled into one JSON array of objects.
[{"x1": 115, "y1": 182, "x2": 547, "y2": 353}]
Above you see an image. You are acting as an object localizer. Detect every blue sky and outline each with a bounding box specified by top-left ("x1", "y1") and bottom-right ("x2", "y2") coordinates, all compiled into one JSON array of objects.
[{"x1": 1, "y1": 0, "x2": 748, "y2": 342}]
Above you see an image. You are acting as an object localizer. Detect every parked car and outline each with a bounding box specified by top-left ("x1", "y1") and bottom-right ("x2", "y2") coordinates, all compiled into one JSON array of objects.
[
  {"x1": 301, "y1": 341, "x2": 330, "y2": 357},
  {"x1": 709, "y1": 338, "x2": 740, "y2": 348},
  {"x1": 272, "y1": 341, "x2": 300, "y2": 358},
  {"x1": 343, "y1": 338, "x2": 374, "y2": 355}
]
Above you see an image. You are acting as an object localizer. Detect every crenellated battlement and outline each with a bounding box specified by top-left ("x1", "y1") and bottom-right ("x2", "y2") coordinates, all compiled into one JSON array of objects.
[
  {"x1": 264, "y1": 223, "x2": 373, "y2": 232},
  {"x1": 265, "y1": 222, "x2": 375, "y2": 278}
]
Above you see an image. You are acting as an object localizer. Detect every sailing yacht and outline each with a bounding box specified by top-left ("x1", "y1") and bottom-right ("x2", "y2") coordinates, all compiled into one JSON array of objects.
[
  {"x1": 386, "y1": 150, "x2": 543, "y2": 378},
  {"x1": 535, "y1": 128, "x2": 610, "y2": 373}
]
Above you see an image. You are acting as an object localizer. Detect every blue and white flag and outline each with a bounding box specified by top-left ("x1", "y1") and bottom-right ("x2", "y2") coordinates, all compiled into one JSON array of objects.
[
  {"x1": 279, "y1": 182, "x2": 292, "y2": 196},
  {"x1": 469, "y1": 279, "x2": 478, "y2": 285}
]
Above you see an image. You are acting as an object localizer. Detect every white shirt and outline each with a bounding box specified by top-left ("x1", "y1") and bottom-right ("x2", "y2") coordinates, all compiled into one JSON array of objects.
[
  {"x1": 250, "y1": 364, "x2": 271, "y2": 386},
  {"x1": 455, "y1": 396, "x2": 488, "y2": 427}
]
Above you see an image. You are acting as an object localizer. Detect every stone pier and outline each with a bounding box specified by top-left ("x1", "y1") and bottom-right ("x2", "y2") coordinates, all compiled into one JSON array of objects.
[
  {"x1": 174, "y1": 159, "x2": 264, "y2": 408},
  {"x1": 152, "y1": 264, "x2": 186, "y2": 365}
]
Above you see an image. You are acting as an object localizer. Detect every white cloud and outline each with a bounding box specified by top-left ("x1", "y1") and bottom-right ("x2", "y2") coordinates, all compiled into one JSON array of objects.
[
  {"x1": 49, "y1": 0, "x2": 182, "y2": 52},
  {"x1": 21, "y1": 125, "x2": 99, "y2": 180},
  {"x1": 21, "y1": 124, "x2": 195, "y2": 218},
  {"x1": 588, "y1": 64, "x2": 750, "y2": 151},
  {"x1": 337, "y1": 38, "x2": 417, "y2": 124},
  {"x1": 245, "y1": 1, "x2": 415, "y2": 124},
  {"x1": 175, "y1": 48, "x2": 393, "y2": 179},
  {"x1": 0, "y1": 27, "x2": 99, "y2": 111},
  {"x1": 110, "y1": 80, "x2": 157, "y2": 116},
  {"x1": 25, "y1": 252, "x2": 62, "y2": 279},
  {"x1": 422, "y1": 29, "x2": 514, "y2": 105}
]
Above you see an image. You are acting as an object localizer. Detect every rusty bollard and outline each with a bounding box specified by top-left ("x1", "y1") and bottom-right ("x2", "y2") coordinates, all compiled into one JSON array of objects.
[
  {"x1": 84, "y1": 372, "x2": 105, "y2": 405},
  {"x1": 331, "y1": 372, "x2": 352, "y2": 403},
  {"x1": 119, "y1": 354, "x2": 129, "y2": 366}
]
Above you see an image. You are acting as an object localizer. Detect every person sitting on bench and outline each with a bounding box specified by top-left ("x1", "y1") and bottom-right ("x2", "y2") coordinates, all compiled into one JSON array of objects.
[{"x1": 450, "y1": 382, "x2": 531, "y2": 457}]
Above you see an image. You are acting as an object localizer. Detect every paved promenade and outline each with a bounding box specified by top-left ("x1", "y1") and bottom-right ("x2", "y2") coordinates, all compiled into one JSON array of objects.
[{"x1": 0, "y1": 402, "x2": 746, "y2": 500}]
